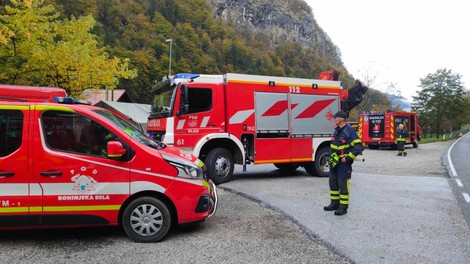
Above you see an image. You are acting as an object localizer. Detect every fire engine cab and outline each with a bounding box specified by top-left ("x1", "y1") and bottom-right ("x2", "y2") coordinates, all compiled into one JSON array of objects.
[
  {"x1": 147, "y1": 72, "x2": 367, "y2": 184},
  {"x1": 359, "y1": 110, "x2": 421, "y2": 149},
  {"x1": 0, "y1": 85, "x2": 217, "y2": 242}
]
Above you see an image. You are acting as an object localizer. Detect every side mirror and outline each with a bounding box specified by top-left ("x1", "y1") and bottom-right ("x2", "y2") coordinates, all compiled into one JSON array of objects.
[
  {"x1": 107, "y1": 141, "x2": 126, "y2": 159},
  {"x1": 177, "y1": 85, "x2": 189, "y2": 116}
]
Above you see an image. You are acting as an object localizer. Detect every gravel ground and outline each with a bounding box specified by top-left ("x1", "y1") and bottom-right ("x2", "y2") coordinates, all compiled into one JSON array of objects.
[{"x1": 354, "y1": 141, "x2": 452, "y2": 177}]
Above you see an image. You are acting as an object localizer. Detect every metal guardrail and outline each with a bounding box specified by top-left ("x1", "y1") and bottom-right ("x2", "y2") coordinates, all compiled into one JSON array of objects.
[{"x1": 448, "y1": 127, "x2": 470, "y2": 139}]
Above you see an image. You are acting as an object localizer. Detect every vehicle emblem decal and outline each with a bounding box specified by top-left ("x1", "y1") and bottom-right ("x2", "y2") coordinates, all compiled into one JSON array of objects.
[{"x1": 71, "y1": 167, "x2": 97, "y2": 193}]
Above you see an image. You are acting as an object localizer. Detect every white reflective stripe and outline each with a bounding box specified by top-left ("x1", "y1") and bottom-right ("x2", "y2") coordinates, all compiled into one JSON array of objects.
[
  {"x1": 0, "y1": 182, "x2": 170, "y2": 196},
  {"x1": 131, "y1": 181, "x2": 165, "y2": 194},
  {"x1": 177, "y1": 119, "x2": 185, "y2": 130},
  {"x1": 30, "y1": 183, "x2": 42, "y2": 196},
  {"x1": 0, "y1": 184, "x2": 28, "y2": 196},
  {"x1": 200, "y1": 116, "x2": 210, "y2": 127},
  {"x1": 229, "y1": 110, "x2": 254, "y2": 124},
  {"x1": 164, "y1": 117, "x2": 175, "y2": 144},
  {"x1": 41, "y1": 183, "x2": 129, "y2": 195},
  {"x1": 174, "y1": 176, "x2": 205, "y2": 186},
  {"x1": 129, "y1": 169, "x2": 174, "y2": 181},
  {"x1": 129, "y1": 168, "x2": 203, "y2": 186}
]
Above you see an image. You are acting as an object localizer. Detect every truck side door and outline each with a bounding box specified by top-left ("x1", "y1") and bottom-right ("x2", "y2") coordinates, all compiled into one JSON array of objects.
[
  {"x1": 0, "y1": 105, "x2": 31, "y2": 227},
  {"x1": 174, "y1": 85, "x2": 220, "y2": 150}
]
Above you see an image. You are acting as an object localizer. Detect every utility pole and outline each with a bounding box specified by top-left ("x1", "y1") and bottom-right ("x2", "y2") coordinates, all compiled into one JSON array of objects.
[{"x1": 165, "y1": 39, "x2": 173, "y2": 76}]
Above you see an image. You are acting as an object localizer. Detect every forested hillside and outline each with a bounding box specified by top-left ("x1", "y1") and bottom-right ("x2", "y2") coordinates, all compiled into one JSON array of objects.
[{"x1": 0, "y1": 0, "x2": 392, "y2": 111}]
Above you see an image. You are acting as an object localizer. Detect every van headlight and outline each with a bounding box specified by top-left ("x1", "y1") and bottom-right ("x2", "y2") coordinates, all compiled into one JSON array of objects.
[{"x1": 162, "y1": 154, "x2": 203, "y2": 179}]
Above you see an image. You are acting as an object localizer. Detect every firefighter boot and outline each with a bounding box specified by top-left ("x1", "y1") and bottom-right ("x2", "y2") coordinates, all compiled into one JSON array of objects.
[
  {"x1": 324, "y1": 201, "x2": 339, "y2": 211},
  {"x1": 396, "y1": 152, "x2": 402, "y2": 156},
  {"x1": 403, "y1": 152, "x2": 407, "y2": 157},
  {"x1": 334, "y1": 205, "x2": 348, "y2": 216}
]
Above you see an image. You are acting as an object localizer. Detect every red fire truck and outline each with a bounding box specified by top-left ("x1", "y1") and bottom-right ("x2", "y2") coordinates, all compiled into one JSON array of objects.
[
  {"x1": 359, "y1": 111, "x2": 421, "y2": 149},
  {"x1": 147, "y1": 73, "x2": 367, "y2": 184}
]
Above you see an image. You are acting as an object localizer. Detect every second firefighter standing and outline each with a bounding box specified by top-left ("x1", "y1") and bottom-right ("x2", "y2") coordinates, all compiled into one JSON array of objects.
[
  {"x1": 324, "y1": 111, "x2": 363, "y2": 216},
  {"x1": 396, "y1": 124, "x2": 409, "y2": 156}
]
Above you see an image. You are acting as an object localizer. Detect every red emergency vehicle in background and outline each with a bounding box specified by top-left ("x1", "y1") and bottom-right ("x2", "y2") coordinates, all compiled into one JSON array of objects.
[
  {"x1": 360, "y1": 110, "x2": 421, "y2": 149},
  {"x1": 0, "y1": 84, "x2": 67, "y2": 102},
  {"x1": 0, "y1": 85, "x2": 217, "y2": 242},
  {"x1": 147, "y1": 72, "x2": 367, "y2": 184}
]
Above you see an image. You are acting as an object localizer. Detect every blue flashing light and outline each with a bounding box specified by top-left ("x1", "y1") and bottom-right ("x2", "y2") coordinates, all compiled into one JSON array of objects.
[
  {"x1": 172, "y1": 73, "x2": 200, "y2": 80},
  {"x1": 54, "y1": 97, "x2": 92, "y2": 105}
]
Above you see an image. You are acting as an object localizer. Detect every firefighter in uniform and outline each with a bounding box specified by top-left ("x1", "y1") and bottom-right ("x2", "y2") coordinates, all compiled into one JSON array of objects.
[
  {"x1": 324, "y1": 111, "x2": 363, "y2": 215},
  {"x1": 396, "y1": 124, "x2": 408, "y2": 156}
]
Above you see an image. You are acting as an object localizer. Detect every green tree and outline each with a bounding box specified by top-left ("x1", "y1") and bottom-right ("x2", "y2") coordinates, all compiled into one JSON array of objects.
[
  {"x1": 0, "y1": 0, "x2": 137, "y2": 97},
  {"x1": 462, "y1": 92, "x2": 470, "y2": 126},
  {"x1": 412, "y1": 68, "x2": 465, "y2": 138}
]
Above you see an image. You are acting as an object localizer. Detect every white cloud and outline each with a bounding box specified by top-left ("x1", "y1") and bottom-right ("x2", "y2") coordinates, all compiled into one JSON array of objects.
[{"x1": 305, "y1": 0, "x2": 470, "y2": 100}]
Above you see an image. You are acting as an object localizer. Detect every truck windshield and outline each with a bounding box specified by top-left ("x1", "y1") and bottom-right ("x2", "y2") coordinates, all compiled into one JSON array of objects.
[
  {"x1": 94, "y1": 109, "x2": 165, "y2": 149},
  {"x1": 150, "y1": 80, "x2": 176, "y2": 118}
]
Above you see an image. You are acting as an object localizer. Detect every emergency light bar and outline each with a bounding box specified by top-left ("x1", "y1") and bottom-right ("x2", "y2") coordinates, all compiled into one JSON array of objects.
[
  {"x1": 170, "y1": 73, "x2": 200, "y2": 86},
  {"x1": 173, "y1": 73, "x2": 200, "y2": 79},
  {"x1": 54, "y1": 97, "x2": 92, "y2": 105}
]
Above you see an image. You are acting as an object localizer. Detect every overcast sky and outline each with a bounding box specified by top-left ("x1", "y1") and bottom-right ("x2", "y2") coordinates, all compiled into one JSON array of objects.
[{"x1": 305, "y1": 0, "x2": 470, "y2": 100}]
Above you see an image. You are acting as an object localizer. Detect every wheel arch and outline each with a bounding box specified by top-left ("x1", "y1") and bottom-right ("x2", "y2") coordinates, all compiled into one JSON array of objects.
[
  {"x1": 193, "y1": 133, "x2": 244, "y2": 165},
  {"x1": 315, "y1": 140, "x2": 331, "y2": 159}
]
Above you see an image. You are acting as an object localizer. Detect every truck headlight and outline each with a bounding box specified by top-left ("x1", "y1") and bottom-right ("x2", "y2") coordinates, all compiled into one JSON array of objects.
[{"x1": 162, "y1": 154, "x2": 203, "y2": 179}]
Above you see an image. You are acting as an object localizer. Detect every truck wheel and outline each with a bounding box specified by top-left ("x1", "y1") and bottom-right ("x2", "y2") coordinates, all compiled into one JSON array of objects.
[
  {"x1": 274, "y1": 163, "x2": 300, "y2": 174},
  {"x1": 303, "y1": 146, "x2": 329, "y2": 177},
  {"x1": 413, "y1": 141, "x2": 419, "y2": 148},
  {"x1": 205, "y1": 148, "x2": 234, "y2": 184},
  {"x1": 122, "y1": 197, "x2": 171, "y2": 243}
]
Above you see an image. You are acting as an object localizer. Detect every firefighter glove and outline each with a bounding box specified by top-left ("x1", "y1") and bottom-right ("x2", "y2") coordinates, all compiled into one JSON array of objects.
[{"x1": 329, "y1": 152, "x2": 339, "y2": 168}]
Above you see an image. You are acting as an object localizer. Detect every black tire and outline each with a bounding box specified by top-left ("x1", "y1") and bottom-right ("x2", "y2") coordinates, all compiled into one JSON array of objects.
[
  {"x1": 413, "y1": 141, "x2": 418, "y2": 148},
  {"x1": 205, "y1": 148, "x2": 234, "y2": 184},
  {"x1": 304, "y1": 146, "x2": 330, "y2": 177},
  {"x1": 274, "y1": 163, "x2": 300, "y2": 174},
  {"x1": 122, "y1": 197, "x2": 171, "y2": 243}
]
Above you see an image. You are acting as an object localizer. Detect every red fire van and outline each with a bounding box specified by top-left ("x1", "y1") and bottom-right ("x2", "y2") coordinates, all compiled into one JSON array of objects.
[{"x1": 0, "y1": 89, "x2": 217, "y2": 242}]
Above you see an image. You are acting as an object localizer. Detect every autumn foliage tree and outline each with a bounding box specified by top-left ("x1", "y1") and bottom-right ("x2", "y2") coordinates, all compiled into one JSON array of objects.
[{"x1": 0, "y1": 0, "x2": 137, "y2": 97}]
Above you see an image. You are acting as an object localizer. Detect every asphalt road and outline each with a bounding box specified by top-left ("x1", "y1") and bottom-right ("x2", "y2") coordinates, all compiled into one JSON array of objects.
[
  {"x1": 446, "y1": 132, "x2": 470, "y2": 229},
  {"x1": 224, "y1": 140, "x2": 470, "y2": 264}
]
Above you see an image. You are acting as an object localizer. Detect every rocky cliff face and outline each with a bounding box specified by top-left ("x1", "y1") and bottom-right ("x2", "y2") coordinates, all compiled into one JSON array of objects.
[{"x1": 208, "y1": 0, "x2": 341, "y2": 63}]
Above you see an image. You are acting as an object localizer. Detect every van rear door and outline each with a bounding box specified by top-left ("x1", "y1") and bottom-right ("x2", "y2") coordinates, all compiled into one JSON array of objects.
[{"x1": 0, "y1": 104, "x2": 31, "y2": 227}]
